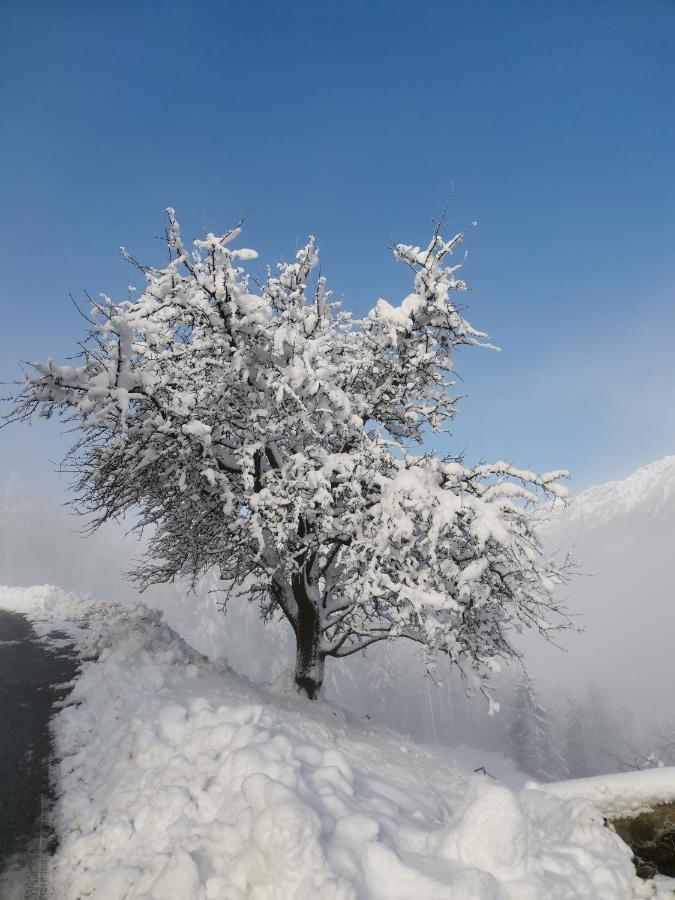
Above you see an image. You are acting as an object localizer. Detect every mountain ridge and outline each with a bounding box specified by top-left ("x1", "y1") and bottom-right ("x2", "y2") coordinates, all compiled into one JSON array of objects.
[{"x1": 554, "y1": 455, "x2": 675, "y2": 527}]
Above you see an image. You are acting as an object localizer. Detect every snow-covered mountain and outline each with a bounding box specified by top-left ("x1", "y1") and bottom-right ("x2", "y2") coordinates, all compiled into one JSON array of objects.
[{"x1": 554, "y1": 456, "x2": 675, "y2": 527}]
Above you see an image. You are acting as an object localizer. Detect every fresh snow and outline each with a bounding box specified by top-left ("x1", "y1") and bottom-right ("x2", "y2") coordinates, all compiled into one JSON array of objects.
[{"x1": 3, "y1": 585, "x2": 672, "y2": 899}]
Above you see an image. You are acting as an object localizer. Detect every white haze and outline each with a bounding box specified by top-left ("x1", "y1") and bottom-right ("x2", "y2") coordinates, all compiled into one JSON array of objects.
[
  {"x1": 1, "y1": 457, "x2": 673, "y2": 761},
  {"x1": 525, "y1": 455, "x2": 675, "y2": 729}
]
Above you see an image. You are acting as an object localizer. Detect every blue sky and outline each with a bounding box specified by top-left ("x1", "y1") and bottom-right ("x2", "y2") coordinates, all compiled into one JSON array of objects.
[{"x1": 2, "y1": 0, "x2": 675, "y2": 501}]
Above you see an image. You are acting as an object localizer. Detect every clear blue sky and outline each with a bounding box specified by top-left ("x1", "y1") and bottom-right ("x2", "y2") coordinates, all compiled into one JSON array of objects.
[{"x1": 2, "y1": 0, "x2": 675, "y2": 501}]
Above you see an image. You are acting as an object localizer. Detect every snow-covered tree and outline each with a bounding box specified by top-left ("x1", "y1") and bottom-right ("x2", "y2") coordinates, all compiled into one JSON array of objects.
[
  {"x1": 4, "y1": 210, "x2": 571, "y2": 698},
  {"x1": 563, "y1": 696, "x2": 596, "y2": 778},
  {"x1": 506, "y1": 675, "x2": 566, "y2": 780}
]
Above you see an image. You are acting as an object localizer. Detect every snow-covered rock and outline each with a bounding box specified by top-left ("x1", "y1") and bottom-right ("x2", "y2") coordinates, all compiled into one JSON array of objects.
[
  {"x1": 532, "y1": 769, "x2": 675, "y2": 820},
  {"x1": 1, "y1": 585, "x2": 664, "y2": 899}
]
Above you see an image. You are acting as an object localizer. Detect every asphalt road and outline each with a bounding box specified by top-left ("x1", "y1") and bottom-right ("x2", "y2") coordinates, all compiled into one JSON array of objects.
[{"x1": 0, "y1": 609, "x2": 79, "y2": 881}]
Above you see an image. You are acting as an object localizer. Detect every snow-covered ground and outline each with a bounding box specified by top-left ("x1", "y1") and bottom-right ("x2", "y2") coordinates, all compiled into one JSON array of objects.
[
  {"x1": 424, "y1": 743, "x2": 530, "y2": 791},
  {"x1": 1, "y1": 585, "x2": 673, "y2": 899}
]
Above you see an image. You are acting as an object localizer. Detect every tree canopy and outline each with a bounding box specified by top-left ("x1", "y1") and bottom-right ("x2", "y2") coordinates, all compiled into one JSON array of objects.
[{"x1": 5, "y1": 211, "x2": 570, "y2": 697}]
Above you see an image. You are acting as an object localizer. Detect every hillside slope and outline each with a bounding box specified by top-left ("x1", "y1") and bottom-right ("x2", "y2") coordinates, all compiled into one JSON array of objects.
[{"x1": 0, "y1": 585, "x2": 660, "y2": 900}]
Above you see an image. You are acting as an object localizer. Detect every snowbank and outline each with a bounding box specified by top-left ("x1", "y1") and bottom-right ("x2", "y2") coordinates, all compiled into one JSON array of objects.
[
  {"x1": 533, "y1": 768, "x2": 675, "y2": 819},
  {"x1": 0, "y1": 586, "x2": 659, "y2": 899}
]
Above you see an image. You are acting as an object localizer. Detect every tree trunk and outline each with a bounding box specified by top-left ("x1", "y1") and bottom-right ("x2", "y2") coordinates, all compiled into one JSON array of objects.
[
  {"x1": 294, "y1": 632, "x2": 324, "y2": 699},
  {"x1": 292, "y1": 572, "x2": 324, "y2": 699}
]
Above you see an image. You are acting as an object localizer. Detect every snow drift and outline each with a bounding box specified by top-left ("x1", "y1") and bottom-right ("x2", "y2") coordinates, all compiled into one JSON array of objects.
[{"x1": 0, "y1": 585, "x2": 663, "y2": 899}]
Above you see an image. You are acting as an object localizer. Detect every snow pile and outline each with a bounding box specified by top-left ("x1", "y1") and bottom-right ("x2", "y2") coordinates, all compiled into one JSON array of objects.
[
  {"x1": 0, "y1": 587, "x2": 655, "y2": 898},
  {"x1": 534, "y1": 768, "x2": 675, "y2": 819}
]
